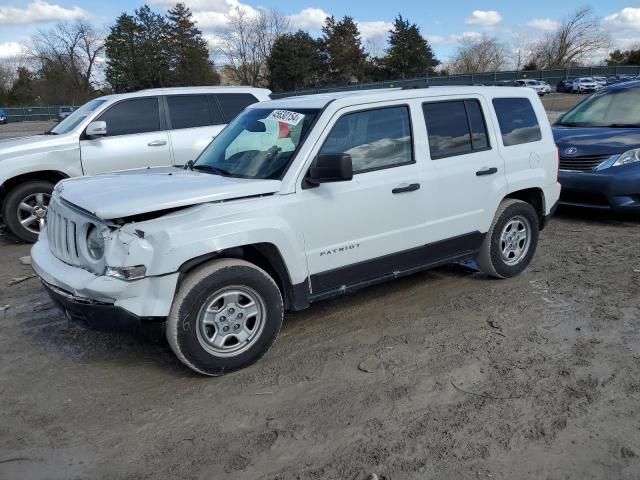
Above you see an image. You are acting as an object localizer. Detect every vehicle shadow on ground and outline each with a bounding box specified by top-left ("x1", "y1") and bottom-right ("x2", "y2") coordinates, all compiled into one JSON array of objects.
[{"x1": 555, "y1": 205, "x2": 640, "y2": 226}]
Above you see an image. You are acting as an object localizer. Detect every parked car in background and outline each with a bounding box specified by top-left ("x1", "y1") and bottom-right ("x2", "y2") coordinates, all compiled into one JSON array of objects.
[
  {"x1": 31, "y1": 86, "x2": 560, "y2": 375},
  {"x1": 57, "y1": 106, "x2": 74, "y2": 121},
  {"x1": 553, "y1": 80, "x2": 640, "y2": 213},
  {"x1": 557, "y1": 79, "x2": 574, "y2": 93},
  {"x1": 538, "y1": 81, "x2": 552, "y2": 94},
  {"x1": 0, "y1": 107, "x2": 7, "y2": 124},
  {"x1": 516, "y1": 79, "x2": 546, "y2": 95},
  {"x1": 593, "y1": 76, "x2": 607, "y2": 87},
  {"x1": 0, "y1": 86, "x2": 271, "y2": 242},
  {"x1": 572, "y1": 77, "x2": 599, "y2": 94}
]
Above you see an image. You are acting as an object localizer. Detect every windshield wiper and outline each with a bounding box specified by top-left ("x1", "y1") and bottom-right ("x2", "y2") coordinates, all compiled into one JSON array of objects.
[{"x1": 192, "y1": 164, "x2": 233, "y2": 177}]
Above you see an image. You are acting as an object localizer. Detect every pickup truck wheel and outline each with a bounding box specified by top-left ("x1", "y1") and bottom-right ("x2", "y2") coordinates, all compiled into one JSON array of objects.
[
  {"x1": 2, "y1": 181, "x2": 54, "y2": 243},
  {"x1": 166, "y1": 258, "x2": 283, "y2": 376},
  {"x1": 476, "y1": 199, "x2": 539, "y2": 279}
]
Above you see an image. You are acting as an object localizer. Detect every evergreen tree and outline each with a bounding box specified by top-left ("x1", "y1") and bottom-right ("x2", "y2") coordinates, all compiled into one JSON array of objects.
[
  {"x1": 105, "y1": 13, "x2": 141, "y2": 92},
  {"x1": 166, "y1": 3, "x2": 220, "y2": 86},
  {"x1": 9, "y1": 67, "x2": 36, "y2": 105},
  {"x1": 267, "y1": 31, "x2": 323, "y2": 92},
  {"x1": 321, "y1": 16, "x2": 367, "y2": 84},
  {"x1": 135, "y1": 5, "x2": 172, "y2": 88},
  {"x1": 383, "y1": 15, "x2": 439, "y2": 78}
]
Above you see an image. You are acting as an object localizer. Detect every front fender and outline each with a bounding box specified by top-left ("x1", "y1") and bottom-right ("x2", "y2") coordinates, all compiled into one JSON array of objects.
[{"x1": 111, "y1": 199, "x2": 308, "y2": 286}]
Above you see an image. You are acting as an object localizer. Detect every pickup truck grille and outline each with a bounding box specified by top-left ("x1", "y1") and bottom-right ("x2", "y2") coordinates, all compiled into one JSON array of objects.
[
  {"x1": 47, "y1": 200, "x2": 81, "y2": 266},
  {"x1": 559, "y1": 155, "x2": 610, "y2": 172}
]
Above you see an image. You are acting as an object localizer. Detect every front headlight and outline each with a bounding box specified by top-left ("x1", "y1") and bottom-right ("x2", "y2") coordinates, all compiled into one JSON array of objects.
[
  {"x1": 86, "y1": 225, "x2": 105, "y2": 260},
  {"x1": 613, "y1": 148, "x2": 640, "y2": 167}
]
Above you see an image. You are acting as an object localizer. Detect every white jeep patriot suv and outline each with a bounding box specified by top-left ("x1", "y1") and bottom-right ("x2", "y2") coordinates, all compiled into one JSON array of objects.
[
  {"x1": 31, "y1": 87, "x2": 560, "y2": 376},
  {"x1": 0, "y1": 86, "x2": 270, "y2": 242}
]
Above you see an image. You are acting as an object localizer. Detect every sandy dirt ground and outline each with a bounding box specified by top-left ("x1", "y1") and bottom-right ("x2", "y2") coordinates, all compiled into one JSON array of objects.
[{"x1": 1, "y1": 210, "x2": 640, "y2": 480}]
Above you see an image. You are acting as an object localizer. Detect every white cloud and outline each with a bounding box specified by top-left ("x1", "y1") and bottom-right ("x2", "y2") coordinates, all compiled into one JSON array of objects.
[
  {"x1": 288, "y1": 8, "x2": 328, "y2": 30},
  {"x1": 0, "y1": 0, "x2": 88, "y2": 26},
  {"x1": 465, "y1": 10, "x2": 502, "y2": 28},
  {"x1": 0, "y1": 41, "x2": 26, "y2": 58},
  {"x1": 604, "y1": 7, "x2": 640, "y2": 30},
  {"x1": 357, "y1": 21, "x2": 393, "y2": 41},
  {"x1": 427, "y1": 31, "x2": 482, "y2": 45},
  {"x1": 527, "y1": 18, "x2": 560, "y2": 31}
]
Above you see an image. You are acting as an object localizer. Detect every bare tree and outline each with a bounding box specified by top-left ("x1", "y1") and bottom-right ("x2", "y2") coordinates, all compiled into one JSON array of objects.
[
  {"x1": 529, "y1": 7, "x2": 610, "y2": 68},
  {"x1": 450, "y1": 35, "x2": 509, "y2": 73},
  {"x1": 511, "y1": 33, "x2": 534, "y2": 73},
  {"x1": 31, "y1": 21, "x2": 105, "y2": 94},
  {"x1": 221, "y1": 7, "x2": 289, "y2": 86}
]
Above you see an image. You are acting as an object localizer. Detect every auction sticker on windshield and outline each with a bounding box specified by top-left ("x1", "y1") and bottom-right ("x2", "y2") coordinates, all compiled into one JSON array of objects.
[{"x1": 267, "y1": 110, "x2": 305, "y2": 126}]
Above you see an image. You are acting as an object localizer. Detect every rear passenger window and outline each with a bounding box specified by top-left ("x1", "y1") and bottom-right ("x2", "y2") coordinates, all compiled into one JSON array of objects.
[
  {"x1": 97, "y1": 97, "x2": 160, "y2": 136},
  {"x1": 422, "y1": 99, "x2": 489, "y2": 159},
  {"x1": 216, "y1": 94, "x2": 259, "y2": 122},
  {"x1": 492, "y1": 98, "x2": 542, "y2": 146},
  {"x1": 319, "y1": 106, "x2": 413, "y2": 174},
  {"x1": 167, "y1": 95, "x2": 210, "y2": 129}
]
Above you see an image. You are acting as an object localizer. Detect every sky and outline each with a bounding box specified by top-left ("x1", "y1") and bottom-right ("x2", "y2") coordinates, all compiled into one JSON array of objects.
[{"x1": 1, "y1": 0, "x2": 640, "y2": 64}]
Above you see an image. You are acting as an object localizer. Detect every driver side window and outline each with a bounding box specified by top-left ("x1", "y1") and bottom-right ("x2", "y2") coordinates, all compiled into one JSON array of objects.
[
  {"x1": 96, "y1": 97, "x2": 161, "y2": 137},
  {"x1": 319, "y1": 106, "x2": 414, "y2": 174}
]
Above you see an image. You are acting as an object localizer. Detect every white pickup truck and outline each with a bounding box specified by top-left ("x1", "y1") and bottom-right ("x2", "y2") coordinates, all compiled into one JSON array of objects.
[
  {"x1": 0, "y1": 86, "x2": 271, "y2": 242},
  {"x1": 31, "y1": 87, "x2": 561, "y2": 376}
]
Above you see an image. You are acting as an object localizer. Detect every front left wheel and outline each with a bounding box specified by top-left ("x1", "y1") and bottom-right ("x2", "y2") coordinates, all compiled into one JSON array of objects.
[
  {"x1": 2, "y1": 180, "x2": 54, "y2": 243},
  {"x1": 166, "y1": 258, "x2": 284, "y2": 376}
]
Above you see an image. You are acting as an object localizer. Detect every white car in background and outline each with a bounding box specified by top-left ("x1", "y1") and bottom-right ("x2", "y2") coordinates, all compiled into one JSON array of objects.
[
  {"x1": 0, "y1": 86, "x2": 271, "y2": 242},
  {"x1": 538, "y1": 81, "x2": 552, "y2": 94},
  {"x1": 572, "y1": 77, "x2": 599, "y2": 94},
  {"x1": 593, "y1": 76, "x2": 607, "y2": 87},
  {"x1": 516, "y1": 79, "x2": 546, "y2": 96}
]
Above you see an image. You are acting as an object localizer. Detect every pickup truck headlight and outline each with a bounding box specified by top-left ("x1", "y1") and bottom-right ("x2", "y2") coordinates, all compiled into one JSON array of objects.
[
  {"x1": 613, "y1": 148, "x2": 640, "y2": 167},
  {"x1": 86, "y1": 225, "x2": 106, "y2": 260}
]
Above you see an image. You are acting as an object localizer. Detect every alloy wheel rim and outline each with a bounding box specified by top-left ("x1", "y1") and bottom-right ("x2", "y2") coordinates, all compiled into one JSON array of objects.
[
  {"x1": 196, "y1": 286, "x2": 266, "y2": 358},
  {"x1": 17, "y1": 192, "x2": 51, "y2": 235},
  {"x1": 499, "y1": 215, "x2": 531, "y2": 266}
]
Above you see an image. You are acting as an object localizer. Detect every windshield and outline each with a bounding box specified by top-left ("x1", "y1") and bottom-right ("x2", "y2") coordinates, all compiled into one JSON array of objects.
[
  {"x1": 558, "y1": 87, "x2": 640, "y2": 127},
  {"x1": 193, "y1": 107, "x2": 320, "y2": 179},
  {"x1": 50, "y1": 98, "x2": 107, "y2": 134}
]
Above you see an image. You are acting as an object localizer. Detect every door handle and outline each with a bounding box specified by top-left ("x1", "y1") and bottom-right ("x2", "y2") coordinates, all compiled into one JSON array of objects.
[
  {"x1": 476, "y1": 167, "x2": 498, "y2": 176},
  {"x1": 392, "y1": 183, "x2": 420, "y2": 194},
  {"x1": 148, "y1": 140, "x2": 167, "y2": 147}
]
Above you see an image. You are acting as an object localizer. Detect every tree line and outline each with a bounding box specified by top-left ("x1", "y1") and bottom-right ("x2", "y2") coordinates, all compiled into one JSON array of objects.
[{"x1": 0, "y1": 4, "x2": 618, "y2": 107}]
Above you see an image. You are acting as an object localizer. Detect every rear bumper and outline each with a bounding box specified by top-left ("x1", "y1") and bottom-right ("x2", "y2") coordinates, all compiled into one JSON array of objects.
[{"x1": 559, "y1": 166, "x2": 640, "y2": 211}]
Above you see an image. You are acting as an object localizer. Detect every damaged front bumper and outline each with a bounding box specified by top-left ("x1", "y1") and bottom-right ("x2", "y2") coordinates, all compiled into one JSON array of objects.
[{"x1": 31, "y1": 238, "x2": 179, "y2": 330}]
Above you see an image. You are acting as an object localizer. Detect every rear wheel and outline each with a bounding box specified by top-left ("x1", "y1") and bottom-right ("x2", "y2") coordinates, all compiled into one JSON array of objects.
[
  {"x1": 2, "y1": 181, "x2": 54, "y2": 243},
  {"x1": 476, "y1": 199, "x2": 539, "y2": 279},
  {"x1": 166, "y1": 258, "x2": 284, "y2": 376}
]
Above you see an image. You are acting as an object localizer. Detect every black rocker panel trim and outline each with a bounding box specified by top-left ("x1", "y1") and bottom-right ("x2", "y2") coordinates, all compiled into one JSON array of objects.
[{"x1": 309, "y1": 231, "x2": 484, "y2": 297}]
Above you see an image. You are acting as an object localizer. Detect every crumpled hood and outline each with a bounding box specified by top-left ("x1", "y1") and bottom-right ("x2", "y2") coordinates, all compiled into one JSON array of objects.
[
  {"x1": 553, "y1": 126, "x2": 640, "y2": 156},
  {"x1": 0, "y1": 133, "x2": 76, "y2": 161},
  {"x1": 57, "y1": 167, "x2": 282, "y2": 219}
]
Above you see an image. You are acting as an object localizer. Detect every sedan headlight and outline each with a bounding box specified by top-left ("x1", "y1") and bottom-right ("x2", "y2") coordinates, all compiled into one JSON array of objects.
[
  {"x1": 86, "y1": 225, "x2": 106, "y2": 260},
  {"x1": 613, "y1": 148, "x2": 640, "y2": 167}
]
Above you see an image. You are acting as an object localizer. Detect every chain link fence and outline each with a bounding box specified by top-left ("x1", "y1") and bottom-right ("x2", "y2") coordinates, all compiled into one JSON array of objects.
[
  {"x1": 1, "y1": 106, "x2": 78, "y2": 123},
  {"x1": 271, "y1": 65, "x2": 640, "y2": 99}
]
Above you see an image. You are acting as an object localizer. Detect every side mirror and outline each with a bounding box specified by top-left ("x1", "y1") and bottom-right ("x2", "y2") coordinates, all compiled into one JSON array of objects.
[
  {"x1": 86, "y1": 121, "x2": 107, "y2": 137},
  {"x1": 307, "y1": 153, "x2": 353, "y2": 185}
]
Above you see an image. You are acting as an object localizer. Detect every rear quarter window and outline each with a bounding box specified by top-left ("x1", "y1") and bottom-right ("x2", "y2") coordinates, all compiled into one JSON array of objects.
[
  {"x1": 216, "y1": 94, "x2": 259, "y2": 123},
  {"x1": 492, "y1": 97, "x2": 542, "y2": 146}
]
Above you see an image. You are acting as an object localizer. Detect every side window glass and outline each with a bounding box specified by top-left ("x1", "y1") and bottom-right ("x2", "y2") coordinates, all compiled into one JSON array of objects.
[
  {"x1": 207, "y1": 95, "x2": 225, "y2": 125},
  {"x1": 465, "y1": 100, "x2": 489, "y2": 150},
  {"x1": 423, "y1": 101, "x2": 471, "y2": 159},
  {"x1": 492, "y1": 97, "x2": 542, "y2": 146},
  {"x1": 97, "y1": 97, "x2": 161, "y2": 136},
  {"x1": 167, "y1": 95, "x2": 211, "y2": 130},
  {"x1": 217, "y1": 94, "x2": 259, "y2": 122},
  {"x1": 319, "y1": 106, "x2": 413, "y2": 173}
]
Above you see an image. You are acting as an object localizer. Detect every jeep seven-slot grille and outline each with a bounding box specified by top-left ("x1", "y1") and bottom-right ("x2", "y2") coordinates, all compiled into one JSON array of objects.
[
  {"x1": 559, "y1": 155, "x2": 610, "y2": 172},
  {"x1": 46, "y1": 201, "x2": 81, "y2": 266}
]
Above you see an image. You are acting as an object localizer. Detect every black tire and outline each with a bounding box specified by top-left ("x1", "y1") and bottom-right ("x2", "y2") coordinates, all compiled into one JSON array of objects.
[
  {"x1": 476, "y1": 199, "x2": 539, "y2": 279},
  {"x1": 166, "y1": 258, "x2": 284, "y2": 376},
  {"x1": 2, "y1": 180, "x2": 54, "y2": 243}
]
